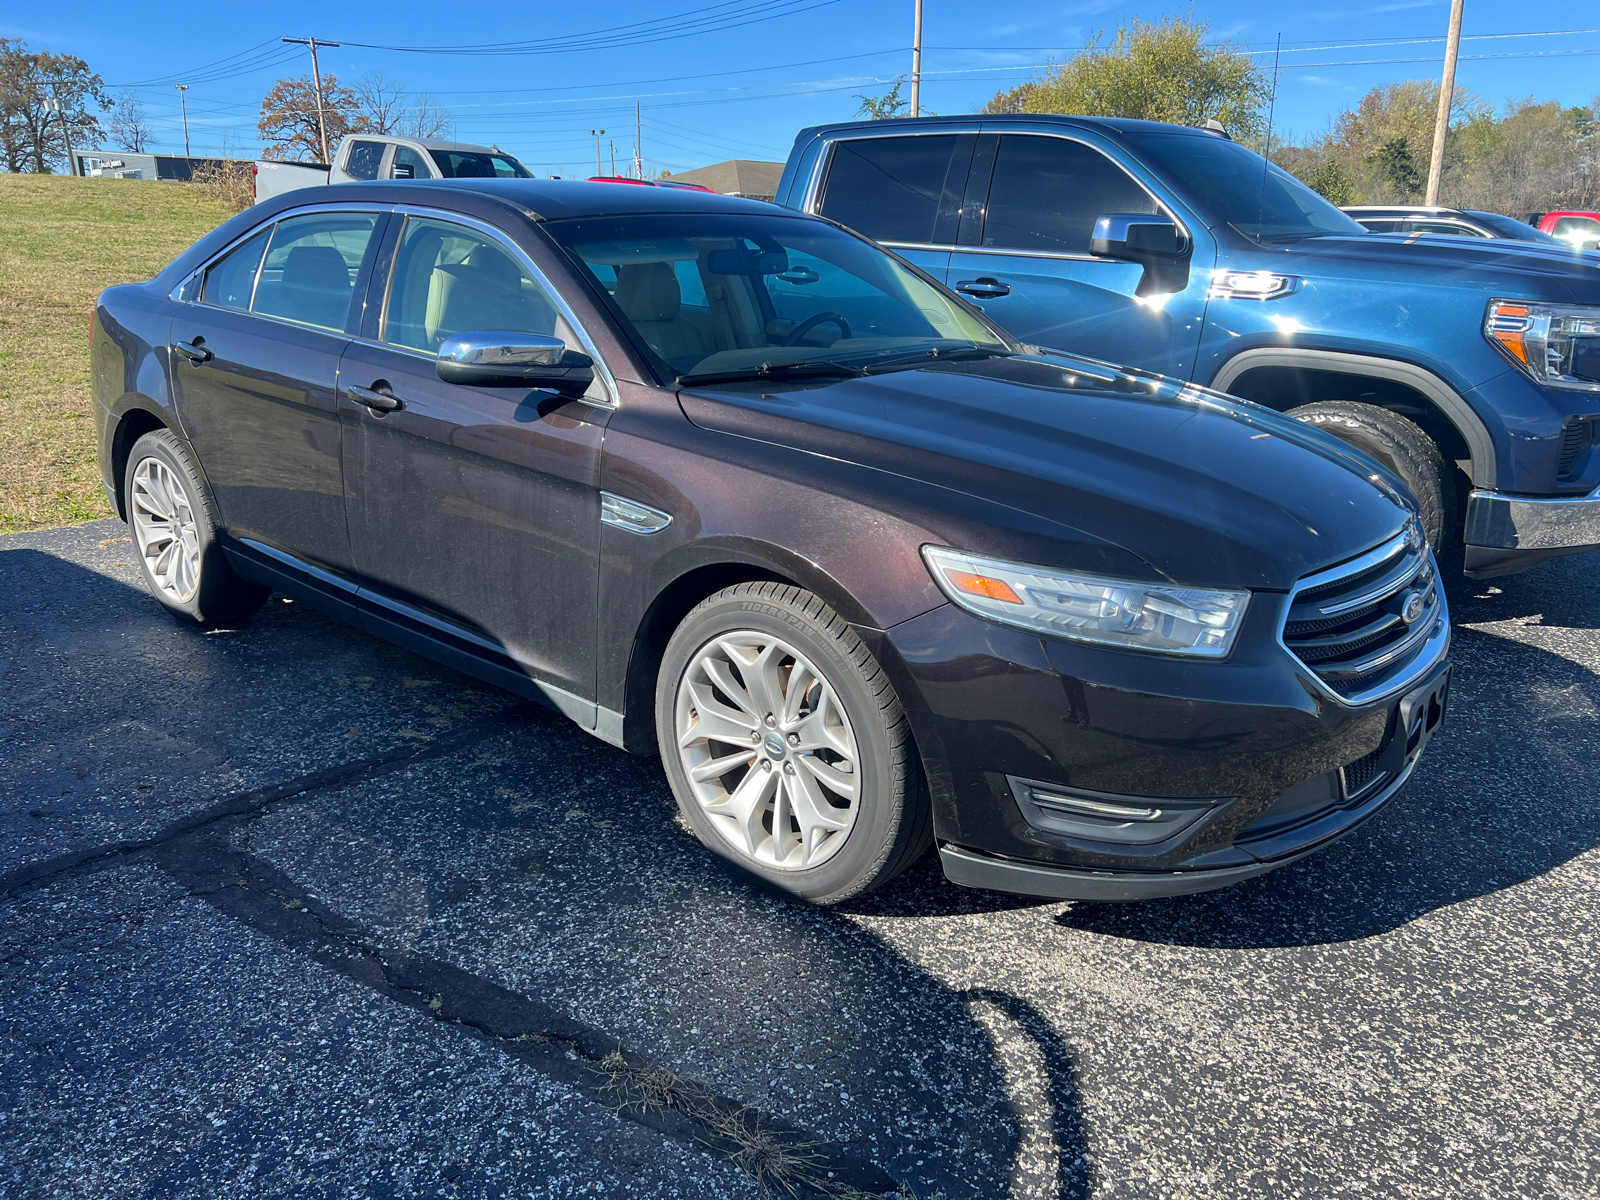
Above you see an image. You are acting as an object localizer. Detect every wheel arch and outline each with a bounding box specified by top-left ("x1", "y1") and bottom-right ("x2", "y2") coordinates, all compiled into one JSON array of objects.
[
  {"x1": 1209, "y1": 348, "x2": 1497, "y2": 490},
  {"x1": 107, "y1": 401, "x2": 176, "y2": 521}
]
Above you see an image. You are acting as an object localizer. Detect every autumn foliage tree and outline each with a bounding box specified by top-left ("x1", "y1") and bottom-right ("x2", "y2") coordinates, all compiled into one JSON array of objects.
[
  {"x1": 983, "y1": 17, "x2": 1271, "y2": 142},
  {"x1": 257, "y1": 73, "x2": 363, "y2": 162}
]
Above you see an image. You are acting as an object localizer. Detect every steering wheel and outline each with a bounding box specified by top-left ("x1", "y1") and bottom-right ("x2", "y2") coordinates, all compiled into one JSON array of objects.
[{"x1": 782, "y1": 312, "x2": 852, "y2": 346}]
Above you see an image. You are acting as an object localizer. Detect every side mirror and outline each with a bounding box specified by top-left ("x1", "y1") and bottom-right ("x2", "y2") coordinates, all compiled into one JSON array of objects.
[
  {"x1": 1089, "y1": 214, "x2": 1191, "y2": 296},
  {"x1": 436, "y1": 332, "x2": 594, "y2": 397},
  {"x1": 391, "y1": 163, "x2": 415, "y2": 179}
]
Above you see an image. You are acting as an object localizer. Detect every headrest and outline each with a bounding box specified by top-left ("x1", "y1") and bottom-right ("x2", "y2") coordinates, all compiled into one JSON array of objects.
[
  {"x1": 283, "y1": 244, "x2": 349, "y2": 291},
  {"x1": 614, "y1": 262, "x2": 681, "y2": 322},
  {"x1": 457, "y1": 244, "x2": 524, "y2": 294}
]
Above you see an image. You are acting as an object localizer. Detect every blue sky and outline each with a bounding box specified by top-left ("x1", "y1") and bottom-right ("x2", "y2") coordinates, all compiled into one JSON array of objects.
[{"x1": 8, "y1": 2, "x2": 1598, "y2": 175}]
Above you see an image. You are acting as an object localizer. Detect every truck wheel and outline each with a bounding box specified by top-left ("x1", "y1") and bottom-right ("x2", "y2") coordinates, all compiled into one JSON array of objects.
[
  {"x1": 125, "y1": 429, "x2": 269, "y2": 628},
  {"x1": 657, "y1": 581, "x2": 932, "y2": 904},
  {"x1": 1287, "y1": 401, "x2": 1455, "y2": 550}
]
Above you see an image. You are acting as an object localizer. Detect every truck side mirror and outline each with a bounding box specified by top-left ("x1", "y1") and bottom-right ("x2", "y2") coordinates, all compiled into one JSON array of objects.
[{"x1": 1090, "y1": 214, "x2": 1191, "y2": 297}]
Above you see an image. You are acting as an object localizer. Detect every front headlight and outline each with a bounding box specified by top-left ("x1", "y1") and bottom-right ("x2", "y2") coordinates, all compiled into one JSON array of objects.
[
  {"x1": 922, "y1": 546, "x2": 1250, "y2": 658},
  {"x1": 1485, "y1": 299, "x2": 1600, "y2": 393}
]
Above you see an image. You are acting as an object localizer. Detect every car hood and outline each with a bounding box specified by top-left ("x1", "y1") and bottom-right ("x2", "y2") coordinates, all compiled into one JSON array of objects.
[
  {"x1": 677, "y1": 355, "x2": 1413, "y2": 591},
  {"x1": 1282, "y1": 233, "x2": 1600, "y2": 301}
]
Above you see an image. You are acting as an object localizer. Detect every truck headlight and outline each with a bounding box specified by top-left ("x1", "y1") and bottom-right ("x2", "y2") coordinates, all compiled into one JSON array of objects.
[
  {"x1": 1485, "y1": 299, "x2": 1600, "y2": 392},
  {"x1": 922, "y1": 546, "x2": 1250, "y2": 657}
]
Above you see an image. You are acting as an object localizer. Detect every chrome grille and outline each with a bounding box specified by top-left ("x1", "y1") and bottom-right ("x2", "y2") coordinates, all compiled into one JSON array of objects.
[{"x1": 1282, "y1": 522, "x2": 1444, "y2": 703}]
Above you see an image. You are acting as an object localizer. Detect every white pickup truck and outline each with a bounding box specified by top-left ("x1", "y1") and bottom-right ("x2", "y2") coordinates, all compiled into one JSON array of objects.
[{"x1": 253, "y1": 134, "x2": 533, "y2": 204}]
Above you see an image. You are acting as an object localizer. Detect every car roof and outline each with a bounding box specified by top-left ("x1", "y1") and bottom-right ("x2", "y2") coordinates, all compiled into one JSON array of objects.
[
  {"x1": 307, "y1": 178, "x2": 792, "y2": 221},
  {"x1": 1341, "y1": 206, "x2": 1466, "y2": 216},
  {"x1": 797, "y1": 114, "x2": 1225, "y2": 140}
]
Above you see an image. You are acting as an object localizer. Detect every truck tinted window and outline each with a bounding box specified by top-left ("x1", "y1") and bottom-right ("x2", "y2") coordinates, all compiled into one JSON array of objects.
[
  {"x1": 392, "y1": 146, "x2": 429, "y2": 179},
  {"x1": 345, "y1": 140, "x2": 386, "y2": 181},
  {"x1": 817, "y1": 136, "x2": 958, "y2": 245},
  {"x1": 430, "y1": 151, "x2": 532, "y2": 179},
  {"x1": 982, "y1": 136, "x2": 1158, "y2": 254}
]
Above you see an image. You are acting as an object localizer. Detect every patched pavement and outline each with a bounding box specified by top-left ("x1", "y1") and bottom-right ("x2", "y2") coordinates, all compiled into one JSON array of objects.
[{"x1": 2, "y1": 520, "x2": 1596, "y2": 1200}]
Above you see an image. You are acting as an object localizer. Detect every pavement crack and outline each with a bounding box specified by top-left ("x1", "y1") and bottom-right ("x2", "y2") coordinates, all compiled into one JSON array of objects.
[
  {"x1": 0, "y1": 704, "x2": 536, "y2": 900},
  {"x1": 150, "y1": 823, "x2": 906, "y2": 1199}
]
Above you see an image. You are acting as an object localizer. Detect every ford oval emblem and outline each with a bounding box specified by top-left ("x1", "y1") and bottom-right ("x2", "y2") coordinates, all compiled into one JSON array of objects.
[
  {"x1": 1400, "y1": 590, "x2": 1426, "y2": 624},
  {"x1": 764, "y1": 732, "x2": 787, "y2": 759}
]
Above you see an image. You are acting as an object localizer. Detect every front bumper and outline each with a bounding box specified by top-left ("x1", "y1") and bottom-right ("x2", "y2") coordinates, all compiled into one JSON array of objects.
[
  {"x1": 885, "y1": 597, "x2": 1451, "y2": 902},
  {"x1": 1463, "y1": 484, "x2": 1600, "y2": 578}
]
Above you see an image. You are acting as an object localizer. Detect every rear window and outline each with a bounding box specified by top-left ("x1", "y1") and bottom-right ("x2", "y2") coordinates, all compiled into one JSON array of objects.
[
  {"x1": 344, "y1": 140, "x2": 386, "y2": 181},
  {"x1": 203, "y1": 229, "x2": 270, "y2": 311},
  {"x1": 817, "y1": 135, "x2": 961, "y2": 245},
  {"x1": 252, "y1": 212, "x2": 380, "y2": 332}
]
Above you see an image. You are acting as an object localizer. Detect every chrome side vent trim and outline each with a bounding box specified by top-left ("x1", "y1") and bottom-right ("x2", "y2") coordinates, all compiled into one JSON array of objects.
[{"x1": 601, "y1": 492, "x2": 672, "y2": 535}]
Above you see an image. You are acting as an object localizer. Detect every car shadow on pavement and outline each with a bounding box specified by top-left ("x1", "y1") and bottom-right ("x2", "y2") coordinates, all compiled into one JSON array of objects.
[
  {"x1": 1055, "y1": 556, "x2": 1600, "y2": 950},
  {"x1": 2, "y1": 533, "x2": 1094, "y2": 1200}
]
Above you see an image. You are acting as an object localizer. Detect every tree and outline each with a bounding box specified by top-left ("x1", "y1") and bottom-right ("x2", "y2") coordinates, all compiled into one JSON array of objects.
[
  {"x1": 1305, "y1": 157, "x2": 1355, "y2": 206},
  {"x1": 108, "y1": 89, "x2": 151, "y2": 152},
  {"x1": 257, "y1": 73, "x2": 362, "y2": 162},
  {"x1": 1368, "y1": 137, "x2": 1422, "y2": 200},
  {"x1": 983, "y1": 17, "x2": 1271, "y2": 142},
  {"x1": 0, "y1": 39, "x2": 108, "y2": 173},
  {"x1": 407, "y1": 94, "x2": 451, "y2": 140},
  {"x1": 350, "y1": 72, "x2": 452, "y2": 140},
  {"x1": 855, "y1": 77, "x2": 909, "y2": 121}
]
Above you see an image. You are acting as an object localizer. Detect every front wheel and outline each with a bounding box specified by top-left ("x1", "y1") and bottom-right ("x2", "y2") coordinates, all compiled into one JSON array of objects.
[
  {"x1": 125, "y1": 429, "x2": 268, "y2": 627},
  {"x1": 656, "y1": 582, "x2": 931, "y2": 904},
  {"x1": 1286, "y1": 401, "x2": 1456, "y2": 550}
]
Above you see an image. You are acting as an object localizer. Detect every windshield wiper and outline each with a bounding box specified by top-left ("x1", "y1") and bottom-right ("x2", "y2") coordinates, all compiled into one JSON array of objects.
[
  {"x1": 861, "y1": 346, "x2": 1015, "y2": 375},
  {"x1": 676, "y1": 360, "x2": 863, "y2": 386}
]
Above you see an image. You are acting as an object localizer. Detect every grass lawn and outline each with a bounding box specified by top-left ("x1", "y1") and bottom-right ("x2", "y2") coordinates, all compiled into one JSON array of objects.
[{"x1": 0, "y1": 176, "x2": 234, "y2": 532}]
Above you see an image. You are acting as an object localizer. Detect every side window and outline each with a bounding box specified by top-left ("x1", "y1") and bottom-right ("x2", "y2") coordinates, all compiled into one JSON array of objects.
[
  {"x1": 1408, "y1": 220, "x2": 1482, "y2": 237},
  {"x1": 817, "y1": 135, "x2": 960, "y2": 245},
  {"x1": 982, "y1": 136, "x2": 1159, "y2": 255},
  {"x1": 202, "y1": 228, "x2": 270, "y2": 311},
  {"x1": 392, "y1": 146, "x2": 429, "y2": 179},
  {"x1": 252, "y1": 211, "x2": 379, "y2": 332},
  {"x1": 381, "y1": 216, "x2": 575, "y2": 355},
  {"x1": 344, "y1": 140, "x2": 386, "y2": 181},
  {"x1": 1359, "y1": 219, "x2": 1401, "y2": 233},
  {"x1": 1552, "y1": 216, "x2": 1600, "y2": 239}
]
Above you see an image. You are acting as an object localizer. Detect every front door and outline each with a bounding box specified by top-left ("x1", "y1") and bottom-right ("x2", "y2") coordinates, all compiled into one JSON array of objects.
[
  {"x1": 169, "y1": 209, "x2": 384, "y2": 574},
  {"x1": 946, "y1": 133, "x2": 1212, "y2": 378},
  {"x1": 339, "y1": 213, "x2": 611, "y2": 703}
]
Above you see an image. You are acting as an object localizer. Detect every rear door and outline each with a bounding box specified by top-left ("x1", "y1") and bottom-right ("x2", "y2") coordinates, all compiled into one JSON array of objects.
[
  {"x1": 945, "y1": 131, "x2": 1212, "y2": 376},
  {"x1": 810, "y1": 132, "x2": 974, "y2": 281},
  {"x1": 337, "y1": 211, "x2": 613, "y2": 706},
  {"x1": 169, "y1": 208, "x2": 386, "y2": 576}
]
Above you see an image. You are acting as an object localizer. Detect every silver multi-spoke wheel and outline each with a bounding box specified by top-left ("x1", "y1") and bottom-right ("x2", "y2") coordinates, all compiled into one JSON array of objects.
[
  {"x1": 675, "y1": 630, "x2": 862, "y2": 871},
  {"x1": 130, "y1": 455, "x2": 202, "y2": 604}
]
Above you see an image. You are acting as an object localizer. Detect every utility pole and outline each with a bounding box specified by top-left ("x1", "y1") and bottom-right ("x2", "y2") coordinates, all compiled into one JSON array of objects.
[
  {"x1": 609, "y1": 139, "x2": 617, "y2": 176},
  {"x1": 634, "y1": 101, "x2": 642, "y2": 178},
  {"x1": 174, "y1": 84, "x2": 191, "y2": 157},
  {"x1": 910, "y1": 0, "x2": 923, "y2": 118},
  {"x1": 45, "y1": 93, "x2": 76, "y2": 176},
  {"x1": 282, "y1": 36, "x2": 340, "y2": 164},
  {"x1": 1424, "y1": 0, "x2": 1465, "y2": 206},
  {"x1": 590, "y1": 128, "x2": 605, "y2": 177}
]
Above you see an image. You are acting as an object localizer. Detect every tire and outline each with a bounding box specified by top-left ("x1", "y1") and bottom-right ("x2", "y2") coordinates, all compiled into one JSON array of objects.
[
  {"x1": 124, "y1": 429, "x2": 269, "y2": 627},
  {"x1": 656, "y1": 581, "x2": 932, "y2": 904},
  {"x1": 1286, "y1": 401, "x2": 1456, "y2": 550}
]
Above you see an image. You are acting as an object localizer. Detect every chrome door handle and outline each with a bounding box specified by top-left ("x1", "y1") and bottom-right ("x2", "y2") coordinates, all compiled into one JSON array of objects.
[
  {"x1": 954, "y1": 278, "x2": 1011, "y2": 299},
  {"x1": 173, "y1": 339, "x2": 212, "y2": 364},
  {"x1": 347, "y1": 384, "x2": 403, "y2": 412}
]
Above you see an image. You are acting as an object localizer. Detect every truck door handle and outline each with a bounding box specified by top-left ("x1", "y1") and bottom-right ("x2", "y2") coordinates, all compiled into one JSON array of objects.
[
  {"x1": 954, "y1": 278, "x2": 1011, "y2": 298},
  {"x1": 347, "y1": 384, "x2": 403, "y2": 412},
  {"x1": 173, "y1": 338, "x2": 212, "y2": 364}
]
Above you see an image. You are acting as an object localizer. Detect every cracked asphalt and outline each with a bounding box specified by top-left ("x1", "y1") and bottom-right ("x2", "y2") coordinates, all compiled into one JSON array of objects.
[{"x1": 2, "y1": 519, "x2": 1596, "y2": 1200}]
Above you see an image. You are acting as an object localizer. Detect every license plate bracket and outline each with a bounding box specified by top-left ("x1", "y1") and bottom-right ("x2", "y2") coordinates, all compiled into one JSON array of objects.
[{"x1": 1381, "y1": 665, "x2": 1452, "y2": 775}]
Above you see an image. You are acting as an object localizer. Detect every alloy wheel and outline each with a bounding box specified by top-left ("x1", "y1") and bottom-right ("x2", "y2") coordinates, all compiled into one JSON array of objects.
[
  {"x1": 674, "y1": 630, "x2": 862, "y2": 871},
  {"x1": 130, "y1": 456, "x2": 203, "y2": 604}
]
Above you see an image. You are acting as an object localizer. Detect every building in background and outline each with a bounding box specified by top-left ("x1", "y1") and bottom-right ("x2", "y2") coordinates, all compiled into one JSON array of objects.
[
  {"x1": 70, "y1": 150, "x2": 233, "y2": 181},
  {"x1": 663, "y1": 160, "x2": 784, "y2": 202}
]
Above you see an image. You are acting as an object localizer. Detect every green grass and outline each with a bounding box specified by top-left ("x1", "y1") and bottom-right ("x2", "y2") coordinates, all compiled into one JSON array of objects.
[{"x1": 0, "y1": 175, "x2": 235, "y2": 532}]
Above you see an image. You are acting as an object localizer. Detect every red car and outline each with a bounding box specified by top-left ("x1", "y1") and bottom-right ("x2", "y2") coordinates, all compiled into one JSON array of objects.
[{"x1": 1525, "y1": 210, "x2": 1600, "y2": 250}]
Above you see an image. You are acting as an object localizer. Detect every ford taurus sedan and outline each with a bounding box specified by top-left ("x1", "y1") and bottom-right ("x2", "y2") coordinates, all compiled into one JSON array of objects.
[{"x1": 91, "y1": 181, "x2": 1451, "y2": 903}]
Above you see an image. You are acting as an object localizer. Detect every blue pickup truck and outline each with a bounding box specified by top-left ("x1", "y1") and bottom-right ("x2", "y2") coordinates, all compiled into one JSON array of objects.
[{"x1": 775, "y1": 116, "x2": 1600, "y2": 577}]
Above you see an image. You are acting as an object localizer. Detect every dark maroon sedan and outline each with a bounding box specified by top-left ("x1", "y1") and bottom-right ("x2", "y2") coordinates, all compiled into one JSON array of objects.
[{"x1": 90, "y1": 181, "x2": 1450, "y2": 903}]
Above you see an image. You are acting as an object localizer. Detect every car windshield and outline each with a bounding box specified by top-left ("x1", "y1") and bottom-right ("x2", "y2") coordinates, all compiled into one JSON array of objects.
[
  {"x1": 543, "y1": 212, "x2": 1010, "y2": 382},
  {"x1": 1466, "y1": 211, "x2": 1562, "y2": 243},
  {"x1": 430, "y1": 150, "x2": 532, "y2": 179},
  {"x1": 1134, "y1": 133, "x2": 1366, "y2": 244}
]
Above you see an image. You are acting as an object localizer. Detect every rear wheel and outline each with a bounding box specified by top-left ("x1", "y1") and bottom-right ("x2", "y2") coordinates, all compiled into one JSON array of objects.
[
  {"x1": 125, "y1": 429, "x2": 268, "y2": 627},
  {"x1": 656, "y1": 582, "x2": 931, "y2": 904},
  {"x1": 1287, "y1": 401, "x2": 1455, "y2": 550}
]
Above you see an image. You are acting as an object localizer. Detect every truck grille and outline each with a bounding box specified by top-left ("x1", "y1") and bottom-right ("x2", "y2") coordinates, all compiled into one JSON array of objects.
[{"x1": 1282, "y1": 521, "x2": 1443, "y2": 703}]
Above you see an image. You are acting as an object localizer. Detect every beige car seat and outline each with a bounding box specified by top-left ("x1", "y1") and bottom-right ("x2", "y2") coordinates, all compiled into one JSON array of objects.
[{"x1": 614, "y1": 262, "x2": 707, "y2": 367}]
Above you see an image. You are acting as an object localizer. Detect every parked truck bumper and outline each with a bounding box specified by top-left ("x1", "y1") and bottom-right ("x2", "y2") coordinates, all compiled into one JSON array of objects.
[{"x1": 1462, "y1": 485, "x2": 1600, "y2": 578}]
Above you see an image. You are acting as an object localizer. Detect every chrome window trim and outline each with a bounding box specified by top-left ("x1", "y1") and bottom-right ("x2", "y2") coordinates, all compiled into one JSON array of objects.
[
  {"x1": 383, "y1": 205, "x2": 618, "y2": 409},
  {"x1": 806, "y1": 125, "x2": 1189, "y2": 257}
]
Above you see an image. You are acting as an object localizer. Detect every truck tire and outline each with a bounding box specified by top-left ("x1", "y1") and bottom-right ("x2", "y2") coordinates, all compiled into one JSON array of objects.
[
  {"x1": 657, "y1": 581, "x2": 932, "y2": 904},
  {"x1": 1287, "y1": 401, "x2": 1455, "y2": 550}
]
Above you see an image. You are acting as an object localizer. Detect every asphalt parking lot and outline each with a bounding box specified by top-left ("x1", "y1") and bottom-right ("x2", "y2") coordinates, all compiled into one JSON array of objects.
[{"x1": 2, "y1": 519, "x2": 1596, "y2": 1200}]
